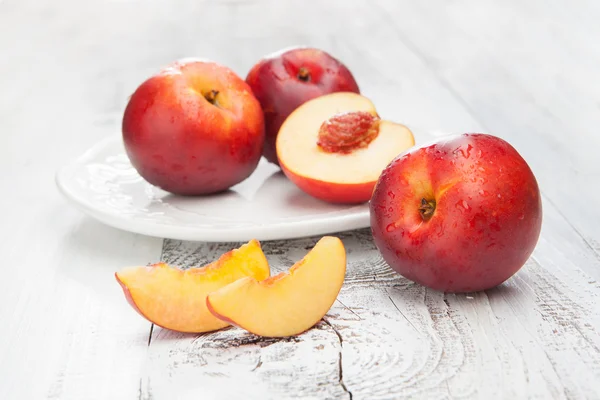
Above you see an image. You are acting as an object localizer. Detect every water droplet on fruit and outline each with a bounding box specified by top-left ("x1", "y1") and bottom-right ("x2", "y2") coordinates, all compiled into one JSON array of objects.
[
  {"x1": 455, "y1": 200, "x2": 470, "y2": 212},
  {"x1": 386, "y1": 223, "x2": 396, "y2": 232},
  {"x1": 455, "y1": 144, "x2": 473, "y2": 159},
  {"x1": 519, "y1": 214, "x2": 525, "y2": 220},
  {"x1": 478, "y1": 189, "x2": 489, "y2": 197},
  {"x1": 388, "y1": 207, "x2": 394, "y2": 213},
  {"x1": 387, "y1": 191, "x2": 395, "y2": 199}
]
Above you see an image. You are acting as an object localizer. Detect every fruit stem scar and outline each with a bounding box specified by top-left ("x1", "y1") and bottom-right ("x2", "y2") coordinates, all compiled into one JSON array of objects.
[
  {"x1": 418, "y1": 198, "x2": 436, "y2": 221},
  {"x1": 204, "y1": 89, "x2": 219, "y2": 105},
  {"x1": 297, "y1": 67, "x2": 311, "y2": 82}
]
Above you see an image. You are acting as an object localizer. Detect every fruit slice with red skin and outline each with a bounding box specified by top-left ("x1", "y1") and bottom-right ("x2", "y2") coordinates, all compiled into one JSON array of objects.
[
  {"x1": 277, "y1": 92, "x2": 415, "y2": 204},
  {"x1": 115, "y1": 240, "x2": 270, "y2": 333},
  {"x1": 246, "y1": 47, "x2": 360, "y2": 165},
  {"x1": 206, "y1": 236, "x2": 346, "y2": 337},
  {"x1": 370, "y1": 133, "x2": 542, "y2": 292}
]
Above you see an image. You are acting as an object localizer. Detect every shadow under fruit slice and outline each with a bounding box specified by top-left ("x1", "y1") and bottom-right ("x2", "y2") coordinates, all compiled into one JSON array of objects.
[
  {"x1": 206, "y1": 236, "x2": 346, "y2": 337},
  {"x1": 115, "y1": 240, "x2": 270, "y2": 333}
]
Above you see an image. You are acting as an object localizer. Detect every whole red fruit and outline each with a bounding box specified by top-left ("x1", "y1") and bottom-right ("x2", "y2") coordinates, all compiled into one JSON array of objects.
[
  {"x1": 370, "y1": 133, "x2": 542, "y2": 292},
  {"x1": 122, "y1": 59, "x2": 264, "y2": 195},
  {"x1": 246, "y1": 47, "x2": 360, "y2": 165}
]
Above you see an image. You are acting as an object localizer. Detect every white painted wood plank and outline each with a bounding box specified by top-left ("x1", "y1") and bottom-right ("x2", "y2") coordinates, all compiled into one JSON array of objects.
[
  {"x1": 2, "y1": 0, "x2": 600, "y2": 398},
  {"x1": 146, "y1": 201, "x2": 600, "y2": 399},
  {"x1": 143, "y1": 238, "x2": 353, "y2": 400},
  {"x1": 0, "y1": 211, "x2": 162, "y2": 400},
  {"x1": 322, "y1": 211, "x2": 600, "y2": 399},
  {"x1": 0, "y1": 1, "x2": 165, "y2": 399}
]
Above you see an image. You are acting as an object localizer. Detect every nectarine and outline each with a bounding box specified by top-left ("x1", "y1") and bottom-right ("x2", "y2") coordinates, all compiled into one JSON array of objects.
[
  {"x1": 246, "y1": 47, "x2": 360, "y2": 165},
  {"x1": 123, "y1": 59, "x2": 265, "y2": 195},
  {"x1": 277, "y1": 92, "x2": 415, "y2": 204},
  {"x1": 370, "y1": 133, "x2": 542, "y2": 292}
]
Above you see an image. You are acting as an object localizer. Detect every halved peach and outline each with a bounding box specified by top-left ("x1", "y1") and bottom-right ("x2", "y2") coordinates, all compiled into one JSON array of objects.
[
  {"x1": 115, "y1": 240, "x2": 270, "y2": 333},
  {"x1": 206, "y1": 236, "x2": 346, "y2": 337},
  {"x1": 276, "y1": 92, "x2": 415, "y2": 204}
]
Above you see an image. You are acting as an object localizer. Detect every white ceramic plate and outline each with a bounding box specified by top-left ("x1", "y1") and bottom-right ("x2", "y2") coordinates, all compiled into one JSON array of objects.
[{"x1": 56, "y1": 136, "x2": 371, "y2": 242}]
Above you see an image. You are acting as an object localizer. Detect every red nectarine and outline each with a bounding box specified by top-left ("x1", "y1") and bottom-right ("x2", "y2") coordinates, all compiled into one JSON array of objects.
[
  {"x1": 246, "y1": 47, "x2": 360, "y2": 165},
  {"x1": 123, "y1": 59, "x2": 265, "y2": 195},
  {"x1": 370, "y1": 133, "x2": 542, "y2": 292}
]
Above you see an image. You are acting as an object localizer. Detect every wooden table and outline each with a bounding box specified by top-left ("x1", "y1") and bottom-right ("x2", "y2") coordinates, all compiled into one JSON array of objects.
[{"x1": 2, "y1": 1, "x2": 599, "y2": 399}]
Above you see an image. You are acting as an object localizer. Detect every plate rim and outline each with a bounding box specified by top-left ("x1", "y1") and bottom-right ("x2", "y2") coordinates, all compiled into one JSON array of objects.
[{"x1": 55, "y1": 136, "x2": 371, "y2": 242}]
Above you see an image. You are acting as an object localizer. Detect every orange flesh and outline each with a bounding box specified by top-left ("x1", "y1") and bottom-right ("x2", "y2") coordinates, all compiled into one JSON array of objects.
[
  {"x1": 207, "y1": 236, "x2": 346, "y2": 337},
  {"x1": 116, "y1": 240, "x2": 270, "y2": 333}
]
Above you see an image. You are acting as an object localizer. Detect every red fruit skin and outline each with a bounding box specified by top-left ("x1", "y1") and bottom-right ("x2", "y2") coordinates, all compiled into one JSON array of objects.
[
  {"x1": 246, "y1": 47, "x2": 360, "y2": 165},
  {"x1": 122, "y1": 60, "x2": 265, "y2": 195},
  {"x1": 370, "y1": 133, "x2": 542, "y2": 292},
  {"x1": 115, "y1": 264, "x2": 171, "y2": 331},
  {"x1": 279, "y1": 159, "x2": 375, "y2": 204}
]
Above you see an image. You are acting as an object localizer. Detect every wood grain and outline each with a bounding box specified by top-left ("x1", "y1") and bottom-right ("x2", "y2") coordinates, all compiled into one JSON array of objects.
[
  {"x1": 144, "y1": 236, "x2": 357, "y2": 400},
  {"x1": 1, "y1": 0, "x2": 600, "y2": 398},
  {"x1": 145, "y1": 200, "x2": 600, "y2": 399}
]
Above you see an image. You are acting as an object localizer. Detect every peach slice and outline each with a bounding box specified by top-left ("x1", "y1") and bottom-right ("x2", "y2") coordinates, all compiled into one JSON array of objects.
[
  {"x1": 206, "y1": 236, "x2": 346, "y2": 337},
  {"x1": 115, "y1": 240, "x2": 270, "y2": 333},
  {"x1": 276, "y1": 92, "x2": 415, "y2": 204}
]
